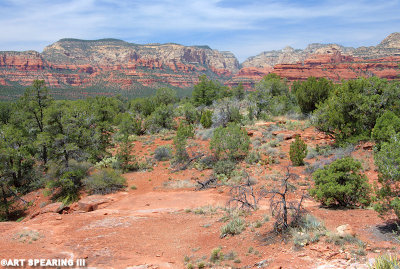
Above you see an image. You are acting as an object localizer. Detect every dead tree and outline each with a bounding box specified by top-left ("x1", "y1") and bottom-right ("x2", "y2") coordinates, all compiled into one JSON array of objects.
[
  {"x1": 264, "y1": 167, "x2": 306, "y2": 233},
  {"x1": 227, "y1": 171, "x2": 260, "y2": 211},
  {"x1": 196, "y1": 176, "x2": 217, "y2": 190}
]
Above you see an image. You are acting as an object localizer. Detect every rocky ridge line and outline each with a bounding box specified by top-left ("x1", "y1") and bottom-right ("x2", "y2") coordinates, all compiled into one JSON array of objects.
[{"x1": 0, "y1": 33, "x2": 400, "y2": 98}]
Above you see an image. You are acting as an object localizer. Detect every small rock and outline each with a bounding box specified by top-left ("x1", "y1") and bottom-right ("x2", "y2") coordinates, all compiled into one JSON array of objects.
[
  {"x1": 283, "y1": 133, "x2": 301, "y2": 140},
  {"x1": 30, "y1": 202, "x2": 67, "y2": 219},
  {"x1": 255, "y1": 259, "x2": 269, "y2": 268},
  {"x1": 362, "y1": 142, "x2": 374, "y2": 150},
  {"x1": 126, "y1": 265, "x2": 149, "y2": 269},
  {"x1": 326, "y1": 251, "x2": 340, "y2": 259},
  {"x1": 284, "y1": 133, "x2": 295, "y2": 140},
  {"x1": 43, "y1": 202, "x2": 66, "y2": 213},
  {"x1": 336, "y1": 224, "x2": 356, "y2": 237},
  {"x1": 55, "y1": 216, "x2": 62, "y2": 220},
  {"x1": 78, "y1": 195, "x2": 110, "y2": 212},
  {"x1": 78, "y1": 203, "x2": 97, "y2": 212}
]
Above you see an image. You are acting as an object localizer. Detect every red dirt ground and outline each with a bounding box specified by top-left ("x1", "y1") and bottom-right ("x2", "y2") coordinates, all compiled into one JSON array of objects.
[{"x1": 0, "y1": 120, "x2": 398, "y2": 268}]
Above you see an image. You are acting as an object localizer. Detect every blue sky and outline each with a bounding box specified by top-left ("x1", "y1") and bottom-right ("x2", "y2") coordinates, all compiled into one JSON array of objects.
[{"x1": 0, "y1": 0, "x2": 399, "y2": 62}]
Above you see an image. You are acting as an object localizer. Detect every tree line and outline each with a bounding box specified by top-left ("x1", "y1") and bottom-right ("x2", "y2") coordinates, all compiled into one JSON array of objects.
[{"x1": 1, "y1": 74, "x2": 400, "y2": 223}]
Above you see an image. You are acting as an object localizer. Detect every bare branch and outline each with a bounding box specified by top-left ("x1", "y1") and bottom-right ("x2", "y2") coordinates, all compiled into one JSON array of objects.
[
  {"x1": 265, "y1": 166, "x2": 306, "y2": 233},
  {"x1": 172, "y1": 153, "x2": 204, "y2": 172},
  {"x1": 227, "y1": 171, "x2": 260, "y2": 211},
  {"x1": 196, "y1": 176, "x2": 217, "y2": 190}
]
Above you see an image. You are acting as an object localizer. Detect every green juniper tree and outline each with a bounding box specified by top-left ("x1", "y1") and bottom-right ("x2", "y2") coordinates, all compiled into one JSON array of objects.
[
  {"x1": 19, "y1": 80, "x2": 52, "y2": 164},
  {"x1": 292, "y1": 76, "x2": 333, "y2": 114},
  {"x1": 173, "y1": 122, "x2": 194, "y2": 163},
  {"x1": 192, "y1": 75, "x2": 230, "y2": 106},
  {"x1": 374, "y1": 133, "x2": 400, "y2": 219},
  {"x1": 289, "y1": 135, "x2": 307, "y2": 166},
  {"x1": 310, "y1": 157, "x2": 371, "y2": 207}
]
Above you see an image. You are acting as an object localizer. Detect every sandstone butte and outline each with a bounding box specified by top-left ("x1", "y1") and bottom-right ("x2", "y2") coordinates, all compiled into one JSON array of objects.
[{"x1": 0, "y1": 33, "x2": 400, "y2": 97}]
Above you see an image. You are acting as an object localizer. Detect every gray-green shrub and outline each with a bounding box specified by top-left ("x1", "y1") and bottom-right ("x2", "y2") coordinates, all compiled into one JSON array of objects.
[
  {"x1": 83, "y1": 168, "x2": 126, "y2": 195},
  {"x1": 154, "y1": 146, "x2": 172, "y2": 161},
  {"x1": 220, "y1": 216, "x2": 245, "y2": 237},
  {"x1": 210, "y1": 123, "x2": 250, "y2": 161}
]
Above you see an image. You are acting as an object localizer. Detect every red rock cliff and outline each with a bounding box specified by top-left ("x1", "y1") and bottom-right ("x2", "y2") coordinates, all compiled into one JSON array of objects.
[
  {"x1": 0, "y1": 39, "x2": 239, "y2": 94},
  {"x1": 229, "y1": 35, "x2": 400, "y2": 87},
  {"x1": 1, "y1": 34, "x2": 400, "y2": 98}
]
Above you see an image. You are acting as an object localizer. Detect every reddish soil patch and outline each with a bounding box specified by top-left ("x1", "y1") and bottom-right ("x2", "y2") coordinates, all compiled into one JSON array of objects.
[{"x1": 0, "y1": 120, "x2": 398, "y2": 268}]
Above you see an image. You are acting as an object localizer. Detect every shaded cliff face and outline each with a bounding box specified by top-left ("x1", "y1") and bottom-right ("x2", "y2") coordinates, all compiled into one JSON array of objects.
[
  {"x1": 231, "y1": 33, "x2": 400, "y2": 87},
  {"x1": 0, "y1": 38, "x2": 239, "y2": 98}
]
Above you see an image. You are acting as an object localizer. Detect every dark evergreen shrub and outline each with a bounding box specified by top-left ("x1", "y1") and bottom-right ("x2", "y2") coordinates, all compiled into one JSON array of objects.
[
  {"x1": 173, "y1": 122, "x2": 194, "y2": 163},
  {"x1": 313, "y1": 77, "x2": 400, "y2": 142},
  {"x1": 144, "y1": 104, "x2": 175, "y2": 133},
  {"x1": 374, "y1": 133, "x2": 400, "y2": 220},
  {"x1": 46, "y1": 160, "x2": 91, "y2": 204},
  {"x1": 200, "y1": 110, "x2": 213, "y2": 128},
  {"x1": 309, "y1": 157, "x2": 371, "y2": 207},
  {"x1": 289, "y1": 135, "x2": 308, "y2": 166},
  {"x1": 371, "y1": 110, "x2": 400, "y2": 147},
  {"x1": 293, "y1": 76, "x2": 333, "y2": 114}
]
